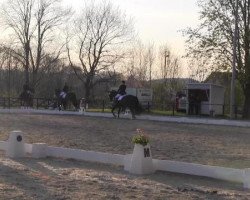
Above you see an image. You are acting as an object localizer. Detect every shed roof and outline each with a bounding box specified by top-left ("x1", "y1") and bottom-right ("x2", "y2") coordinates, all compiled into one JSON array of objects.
[{"x1": 187, "y1": 83, "x2": 224, "y2": 90}]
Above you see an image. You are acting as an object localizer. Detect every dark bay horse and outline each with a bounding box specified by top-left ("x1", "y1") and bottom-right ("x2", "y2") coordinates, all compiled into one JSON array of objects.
[
  {"x1": 19, "y1": 90, "x2": 34, "y2": 108},
  {"x1": 109, "y1": 90, "x2": 143, "y2": 119},
  {"x1": 55, "y1": 89, "x2": 78, "y2": 111}
]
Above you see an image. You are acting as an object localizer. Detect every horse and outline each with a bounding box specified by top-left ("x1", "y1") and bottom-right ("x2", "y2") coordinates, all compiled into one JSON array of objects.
[
  {"x1": 54, "y1": 89, "x2": 78, "y2": 111},
  {"x1": 109, "y1": 90, "x2": 143, "y2": 119},
  {"x1": 19, "y1": 90, "x2": 34, "y2": 108}
]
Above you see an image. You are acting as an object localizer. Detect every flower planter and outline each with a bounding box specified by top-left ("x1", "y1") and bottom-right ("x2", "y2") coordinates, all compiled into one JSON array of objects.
[{"x1": 129, "y1": 144, "x2": 155, "y2": 174}]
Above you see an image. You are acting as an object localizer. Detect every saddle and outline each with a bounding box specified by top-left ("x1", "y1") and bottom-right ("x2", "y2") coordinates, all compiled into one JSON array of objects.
[
  {"x1": 60, "y1": 91, "x2": 67, "y2": 99},
  {"x1": 118, "y1": 95, "x2": 126, "y2": 101}
]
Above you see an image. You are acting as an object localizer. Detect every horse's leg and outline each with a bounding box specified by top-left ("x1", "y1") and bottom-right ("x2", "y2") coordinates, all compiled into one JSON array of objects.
[
  {"x1": 28, "y1": 98, "x2": 32, "y2": 108},
  {"x1": 130, "y1": 106, "x2": 136, "y2": 119},
  {"x1": 30, "y1": 98, "x2": 34, "y2": 107},
  {"x1": 20, "y1": 99, "x2": 23, "y2": 108},
  {"x1": 73, "y1": 100, "x2": 78, "y2": 111},
  {"x1": 24, "y1": 99, "x2": 28, "y2": 109},
  {"x1": 111, "y1": 105, "x2": 117, "y2": 118},
  {"x1": 60, "y1": 99, "x2": 66, "y2": 110},
  {"x1": 58, "y1": 100, "x2": 62, "y2": 111},
  {"x1": 118, "y1": 107, "x2": 122, "y2": 118},
  {"x1": 70, "y1": 94, "x2": 78, "y2": 111},
  {"x1": 63, "y1": 102, "x2": 67, "y2": 110}
]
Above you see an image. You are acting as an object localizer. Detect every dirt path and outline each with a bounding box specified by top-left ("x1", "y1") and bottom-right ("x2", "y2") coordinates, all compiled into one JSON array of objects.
[{"x1": 0, "y1": 113, "x2": 250, "y2": 199}]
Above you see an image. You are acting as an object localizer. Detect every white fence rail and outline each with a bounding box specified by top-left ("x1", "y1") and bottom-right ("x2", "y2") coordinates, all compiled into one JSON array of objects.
[{"x1": 0, "y1": 135, "x2": 249, "y2": 189}]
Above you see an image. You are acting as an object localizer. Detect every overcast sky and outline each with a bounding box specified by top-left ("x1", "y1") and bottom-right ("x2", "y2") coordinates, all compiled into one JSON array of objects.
[{"x1": 62, "y1": 0, "x2": 200, "y2": 55}]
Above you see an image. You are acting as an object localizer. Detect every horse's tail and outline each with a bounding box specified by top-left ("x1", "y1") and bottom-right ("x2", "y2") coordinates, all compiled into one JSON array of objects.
[
  {"x1": 135, "y1": 97, "x2": 143, "y2": 114},
  {"x1": 19, "y1": 92, "x2": 23, "y2": 99},
  {"x1": 68, "y1": 92, "x2": 78, "y2": 109}
]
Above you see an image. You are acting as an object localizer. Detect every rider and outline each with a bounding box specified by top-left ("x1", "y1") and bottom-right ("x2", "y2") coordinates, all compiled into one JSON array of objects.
[
  {"x1": 63, "y1": 83, "x2": 69, "y2": 93},
  {"x1": 60, "y1": 83, "x2": 69, "y2": 99},
  {"x1": 115, "y1": 80, "x2": 126, "y2": 101},
  {"x1": 23, "y1": 83, "x2": 29, "y2": 91},
  {"x1": 22, "y1": 83, "x2": 34, "y2": 95}
]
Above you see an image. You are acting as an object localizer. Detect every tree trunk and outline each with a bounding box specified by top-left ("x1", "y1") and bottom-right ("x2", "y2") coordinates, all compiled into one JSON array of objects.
[
  {"x1": 31, "y1": 72, "x2": 37, "y2": 94},
  {"x1": 25, "y1": 66, "x2": 29, "y2": 85},
  {"x1": 25, "y1": 43, "x2": 30, "y2": 85},
  {"x1": 85, "y1": 85, "x2": 90, "y2": 103},
  {"x1": 84, "y1": 78, "x2": 92, "y2": 103},
  {"x1": 243, "y1": 83, "x2": 250, "y2": 119}
]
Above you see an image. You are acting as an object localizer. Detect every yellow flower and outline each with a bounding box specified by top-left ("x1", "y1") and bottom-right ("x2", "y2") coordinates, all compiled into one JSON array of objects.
[{"x1": 132, "y1": 129, "x2": 149, "y2": 146}]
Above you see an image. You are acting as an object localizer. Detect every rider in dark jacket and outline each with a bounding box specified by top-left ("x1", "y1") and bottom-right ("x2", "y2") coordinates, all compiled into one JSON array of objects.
[
  {"x1": 117, "y1": 81, "x2": 126, "y2": 96},
  {"x1": 63, "y1": 84, "x2": 69, "y2": 93},
  {"x1": 60, "y1": 83, "x2": 69, "y2": 99},
  {"x1": 114, "y1": 80, "x2": 126, "y2": 104}
]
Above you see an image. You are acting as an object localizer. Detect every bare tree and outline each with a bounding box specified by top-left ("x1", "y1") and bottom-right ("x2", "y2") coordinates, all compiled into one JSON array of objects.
[
  {"x1": 67, "y1": 1, "x2": 133, "y2": 101},
  {"x1": 187, "y1": 57, "x2": 215, "y2": 82},
  {"x1": 30, "y1": 0, "x2": 71, "y2": 89},
  {"x1": 122, "y1": 40, "x2": 155, "y2": 87},
  {"x1": 126, "y1": 41, "x2": 146, "y2": 84},
  {"x1": 1, "y1": 0, "x2": 34, "y2": 85},
  {"x1": 157, "y1": 45, "x2": 182, "y2": 101},
  {"x1": 0, "y1": 45, "x2": 10, "y2": 70},
  {"x1": 146, "y1": 42, "x2": 155, "y2": 87},
  {"x1": 0, "y1": 44, "x2": 25, "y2": 96},
  {"x1": 1, "y1": 0, "x2": 71, "y2": 92},
  {"x1": 159, "y1": 45, "x2": 181, "y2": 85}
]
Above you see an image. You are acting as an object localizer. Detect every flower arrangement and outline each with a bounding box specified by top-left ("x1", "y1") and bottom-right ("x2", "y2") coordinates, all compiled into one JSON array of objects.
[{"x1": 132, "y1": 129, "x2": 149, "y2": 146}]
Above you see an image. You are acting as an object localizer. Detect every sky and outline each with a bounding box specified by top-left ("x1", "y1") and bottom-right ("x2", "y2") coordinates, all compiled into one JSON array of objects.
[
  {"x1": 0, "y1": 0, "x2": 201, "y2": 78},
  {"x1": 62, "y1": 0, "x2": 200, "y2": 55}
]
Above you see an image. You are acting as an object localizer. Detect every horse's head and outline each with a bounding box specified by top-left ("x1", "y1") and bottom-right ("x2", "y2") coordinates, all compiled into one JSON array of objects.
[
  {"x1": 19, "y1": 89, "x2": 34, "y2": 107},
  {"x1": 20, "y1": 90, "x2": 33, "y2": 99},
  {"x1": 19, "y1": 91, "x2": 25, "y2": 99},
  {"x1": 54, "y1": 89, "x2": 61, "y2": 98},
  {"x1": 109, "y1": 90, "x2": 117, "y2": 101}
]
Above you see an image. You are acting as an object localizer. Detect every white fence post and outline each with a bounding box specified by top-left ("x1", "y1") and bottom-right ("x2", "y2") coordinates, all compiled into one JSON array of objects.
[
  {"x1": 128, "y1": 144, "x2": 155, "y2": 174},
  {"x1": 6, "y1": 130, "x2": 25, "y2": 158}
]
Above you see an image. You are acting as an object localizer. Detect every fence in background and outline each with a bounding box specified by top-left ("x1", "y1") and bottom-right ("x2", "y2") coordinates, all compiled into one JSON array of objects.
[{"x1": 0, "y1": 97, "x2": 244, "y2": 119}]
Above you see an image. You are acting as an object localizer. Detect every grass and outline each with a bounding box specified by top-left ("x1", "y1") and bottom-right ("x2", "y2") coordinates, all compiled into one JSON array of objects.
[
  {"x1": 86, "y1": 108, "x2": 187, "y2": 117},
  {"x1": 86, "y1": 108, "x2": 111, "y2": 113},
  {"x1": 148, "y1": 109, "x2": 186, "y2": 116},
  {"x1": 85, "y1": 108, "x2": 238, "y2": 120}
]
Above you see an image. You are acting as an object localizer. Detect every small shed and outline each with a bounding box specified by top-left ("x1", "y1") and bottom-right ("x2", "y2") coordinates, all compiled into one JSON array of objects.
[{"x1": 186, "y1": 83, "x2": 225, "y2": 115}]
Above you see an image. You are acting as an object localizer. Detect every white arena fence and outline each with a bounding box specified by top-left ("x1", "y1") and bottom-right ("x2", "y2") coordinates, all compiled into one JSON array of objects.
[
  {"x1": 0, "y1": 108, "x2": 250, "y2": 127},
  {"x1": 1, "y1": 131, "x2": 250, "y2": 189}
]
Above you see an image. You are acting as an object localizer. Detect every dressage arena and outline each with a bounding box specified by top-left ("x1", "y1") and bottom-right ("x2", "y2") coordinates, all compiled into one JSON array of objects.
[{"x1": 1, "y1": 110, "x2": 250, "y2": 199}]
